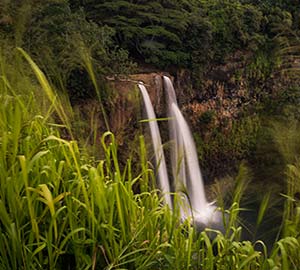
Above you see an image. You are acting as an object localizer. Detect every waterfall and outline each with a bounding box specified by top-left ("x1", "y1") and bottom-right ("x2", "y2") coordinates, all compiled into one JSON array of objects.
[
  {"x1": 164, "y1": 75, "x2": 207, "y2": 208},
  {"x1": 138, "y1": 83, "x2": 172, "y2": 209},
  {"x1": 163, "y1": 76, "x2": 223, "y2": 228},
  {"x1": 164, "y1": 77, "x2": 187, "y2": 189},
  {"x1": 171, "y1": 103, "x2": 207, "y2": 209},
  {"x1": 139, "y1": 77, "x2": 223, "y2": 230}
]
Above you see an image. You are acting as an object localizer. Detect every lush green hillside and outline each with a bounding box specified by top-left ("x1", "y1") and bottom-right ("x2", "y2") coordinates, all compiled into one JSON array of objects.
[
  {"x1": 1, "y1": 0, "x2": 299, "y2": 82},
  {"x1": 0, "y1": 44, "x2": 299, "y2": 270},
  {"x1": 0, "y1": 1, "x2": 300, "y2": 268}
]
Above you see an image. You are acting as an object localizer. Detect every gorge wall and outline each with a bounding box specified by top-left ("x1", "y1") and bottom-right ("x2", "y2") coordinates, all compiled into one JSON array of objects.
[{"x1": 73, "y1": 51, "x2": 296, "y2": 182}]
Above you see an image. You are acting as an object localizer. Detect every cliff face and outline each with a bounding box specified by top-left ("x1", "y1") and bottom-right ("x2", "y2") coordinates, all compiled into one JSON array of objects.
[
  {"x1": 176, "y1": 50, "x2": 293, "y2": 135},
  {"x1": 108, "y1": 56, "x2": 250, "y2": 140},
  {"x1": 73, "y1": 51, "x2": 295, "y2": 180},
  {"x1": 104, "y1": 69, "x2": 249, "y2": 180},
  {"x1": 178, "y1": 52, "x2": 255, "y2": 132},
  {"x1": 106, "y1": 73, "x2": 169, "y2": 145}
]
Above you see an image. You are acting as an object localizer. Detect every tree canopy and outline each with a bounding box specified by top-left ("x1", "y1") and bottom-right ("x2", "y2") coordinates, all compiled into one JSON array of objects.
[{"x1": 1, "y1": 0, "x2": 299, "y2": 89}]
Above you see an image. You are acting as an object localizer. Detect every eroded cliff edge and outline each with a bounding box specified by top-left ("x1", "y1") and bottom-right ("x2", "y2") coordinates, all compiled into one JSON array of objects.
[{"x1": 73, "y1": 51, "x2": 298, "y2": 182}]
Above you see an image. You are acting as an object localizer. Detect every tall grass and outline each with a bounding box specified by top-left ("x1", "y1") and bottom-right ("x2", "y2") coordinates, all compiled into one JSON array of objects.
[{"x1": 0, "y1": 49, "x2": 299, "y2": 269}]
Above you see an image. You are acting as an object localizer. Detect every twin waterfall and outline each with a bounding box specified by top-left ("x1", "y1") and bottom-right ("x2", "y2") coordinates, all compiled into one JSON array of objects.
[{"x1": 139, "y1": 76, "x2": 223, "y2": 230}]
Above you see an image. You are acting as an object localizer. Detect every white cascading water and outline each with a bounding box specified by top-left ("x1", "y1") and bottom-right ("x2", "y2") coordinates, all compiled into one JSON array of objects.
[
  {"x1": 163, "y1": 76, "x2": 222, "y2": 229},
  {"x1": 138, "y1": 83, "x2": 172, "y2": 209},
  {"x1": 171, "y1": 104, "x2": 207, "y2": 207},
  {"x1": 164, "y1": 77, "x2": 187, "y2": 189},
  {"x1": 164, "y1": 76, "x2": 206, "y2": 207},
  {"x1": 164, "y1": 77, "x2": 191, "y2": 218},
  {"x1": 139, "y1": 77, "x2": 222, "y2": 230}
]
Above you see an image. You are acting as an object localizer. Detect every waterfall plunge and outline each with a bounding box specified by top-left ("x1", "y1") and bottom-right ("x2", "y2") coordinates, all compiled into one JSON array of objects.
[
  {"x1": 138, "y1": 83, "x2": 172, "y2": 209},
  {"x1": 139, "y1": 78, "x2": 223, "y2": 231}
]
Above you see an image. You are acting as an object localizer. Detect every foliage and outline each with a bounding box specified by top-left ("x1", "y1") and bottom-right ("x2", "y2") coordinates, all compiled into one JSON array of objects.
[
  {"x1": 195, "y1": 115, "x2": 261, "y2": 180},
  {"x1": 0, "y1": 0, "x2": 136, "y2": 101},
  {"x1": 84, "y1": 0, "x2": 254, "y2": 67},
  {"x1": 1, "y1": 1, "x2": 300, "y2": 267},
  {"x1": 1, "y1": 0, "x2": 300, "y2": 91},
  {"x1": 0, "y1": 43, "x2": 299, "y2": 269},
  {"x1": 199, "y1": 0, "x2": 264, "y2": 61},
  {"x1": 78, "y1": 0, "x2": 211, "y2": 69},
  {"x1": 66, "y1": 0, "x2": 299, "y2": 90},
  {"x1": 27, "y1": 2, "x2": 135, "y2": 97}
]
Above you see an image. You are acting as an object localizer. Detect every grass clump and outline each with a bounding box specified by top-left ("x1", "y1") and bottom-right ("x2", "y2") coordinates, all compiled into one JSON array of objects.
[{"x1": 0, "y1": 50, "x2": 299, "y2": 269}]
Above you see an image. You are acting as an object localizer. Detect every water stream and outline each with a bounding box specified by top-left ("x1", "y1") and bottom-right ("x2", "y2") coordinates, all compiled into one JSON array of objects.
[
  {"x1": 139, "y1": 78, "x2": 223, "y2": 230},
  {"x1": 138, "y1": 83, "x2": 172, "y2": 209}
]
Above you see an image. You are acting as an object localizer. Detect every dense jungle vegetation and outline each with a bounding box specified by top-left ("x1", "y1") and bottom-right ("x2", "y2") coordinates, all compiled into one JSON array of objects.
[{"x1": 0, "y1": 0, "x2": 300, "y2": 269}]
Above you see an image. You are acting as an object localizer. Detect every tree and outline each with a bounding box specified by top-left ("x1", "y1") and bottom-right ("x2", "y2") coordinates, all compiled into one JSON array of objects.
[
  {"x1": 199, "y1": 0, "x2": 264, "y2": 62},
  {"x1": 77, "y1": 0, "x2": 200, "y2": 68},
  {"x1": 20, "y1": 1, "x2": 135, "y2": 100}
]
